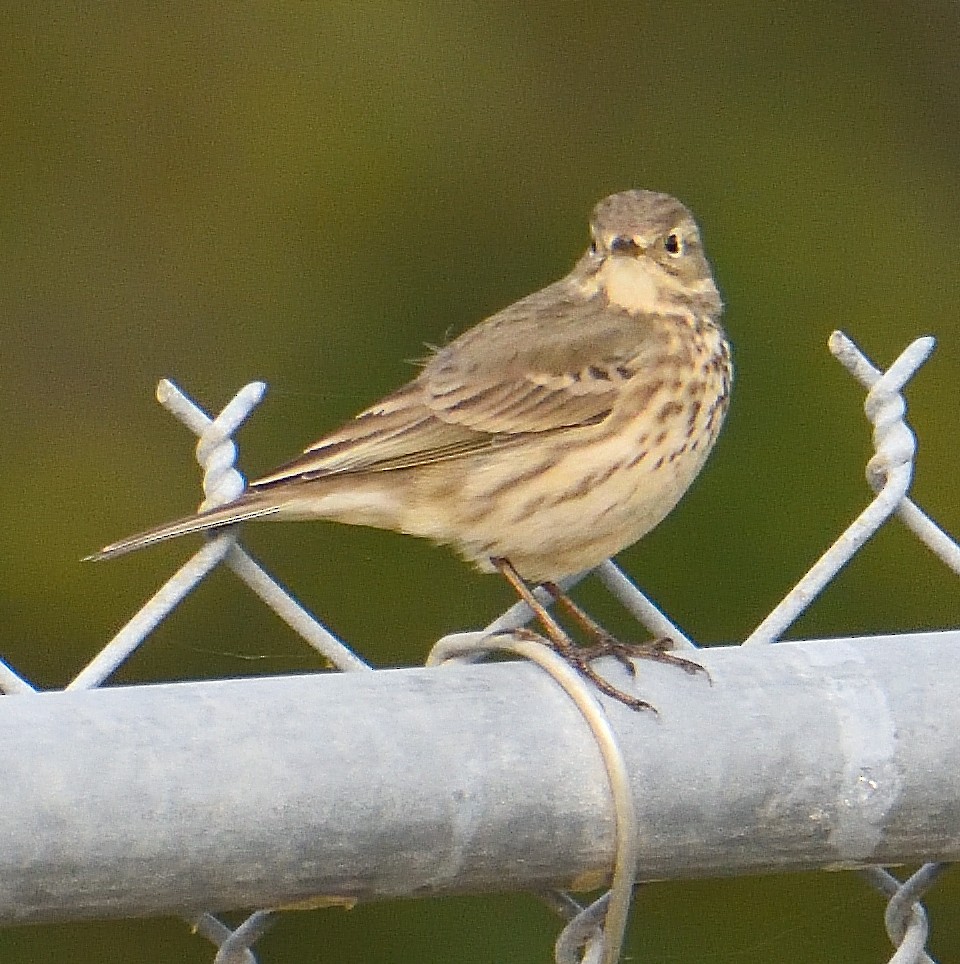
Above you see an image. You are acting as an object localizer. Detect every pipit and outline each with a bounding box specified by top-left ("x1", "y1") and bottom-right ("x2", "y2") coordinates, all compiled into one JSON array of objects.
[{"x1": 90, "y1": 189, "x2": 732, "y2": 711}]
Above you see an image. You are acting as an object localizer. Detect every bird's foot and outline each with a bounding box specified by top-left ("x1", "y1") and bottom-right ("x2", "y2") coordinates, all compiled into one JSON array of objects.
[
  {"x1": 512, "y1": 627, "x2": 657, "y2": 713},
  {"x1": 576, "y1": 634, "x2": 710, "y2": 682},
  {"x1": 541, "y1": 582, "x2": 711, "y2": 683}
]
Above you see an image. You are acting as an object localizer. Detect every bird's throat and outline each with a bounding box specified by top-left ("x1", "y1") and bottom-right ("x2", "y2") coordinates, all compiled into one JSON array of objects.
[{"x1": 581, "y1": 257, "x2": 662, "y2": 315}]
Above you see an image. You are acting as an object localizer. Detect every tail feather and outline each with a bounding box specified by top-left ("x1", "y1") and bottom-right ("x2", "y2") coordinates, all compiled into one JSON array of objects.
[{"x1": 85, "y1": 497, "x2": 282, "y2": 562}]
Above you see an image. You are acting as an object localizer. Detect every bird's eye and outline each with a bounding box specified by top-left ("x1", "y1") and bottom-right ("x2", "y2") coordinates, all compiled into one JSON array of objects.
[{"x1": 664, "y1": 233, "x2": 683, "y2": 256}]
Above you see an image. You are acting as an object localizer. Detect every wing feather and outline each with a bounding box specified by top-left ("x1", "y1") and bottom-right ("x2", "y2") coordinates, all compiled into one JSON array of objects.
[{"x1": 252, "y1": 279, "x2": 659, "y2": 489}]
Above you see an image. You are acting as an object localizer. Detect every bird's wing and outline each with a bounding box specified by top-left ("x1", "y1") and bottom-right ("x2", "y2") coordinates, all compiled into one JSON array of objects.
[{"x1": 252, "y1": 282, "x2": 656, "y2": 487}]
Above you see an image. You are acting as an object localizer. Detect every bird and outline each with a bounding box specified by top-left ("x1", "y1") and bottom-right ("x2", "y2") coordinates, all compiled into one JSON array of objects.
[{"x1": 90, "y1": 189, "x2": 732, "y2": 710}]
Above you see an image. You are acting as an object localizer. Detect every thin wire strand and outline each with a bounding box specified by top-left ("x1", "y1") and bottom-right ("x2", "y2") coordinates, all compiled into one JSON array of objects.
[
  {"x1": 68, "y1": 536, "x2": 234, "y2": 690},
  {"x1": 226, "y1": 545, "x2": 369, "y2": 672}
]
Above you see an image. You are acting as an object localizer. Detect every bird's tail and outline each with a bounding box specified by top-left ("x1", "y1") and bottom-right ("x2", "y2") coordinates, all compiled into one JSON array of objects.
[{"x1": 84, "y1": 495, "x2": 283, "y2": 562}]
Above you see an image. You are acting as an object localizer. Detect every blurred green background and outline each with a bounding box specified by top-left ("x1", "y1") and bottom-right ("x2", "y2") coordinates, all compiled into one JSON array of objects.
[{"x1": 2, "y1": 1, "x2": 959, "y2": 961}]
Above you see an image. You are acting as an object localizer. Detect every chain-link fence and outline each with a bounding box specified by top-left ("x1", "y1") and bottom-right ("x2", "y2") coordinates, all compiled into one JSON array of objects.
[{"x1": 1, "y1": 332, "x2": 955, "y2": 963}]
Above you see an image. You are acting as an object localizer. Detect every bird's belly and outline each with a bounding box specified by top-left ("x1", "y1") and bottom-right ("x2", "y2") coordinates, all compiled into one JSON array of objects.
[{"x1": 417, "y1": 405, "x2": 723, "y2": 582}]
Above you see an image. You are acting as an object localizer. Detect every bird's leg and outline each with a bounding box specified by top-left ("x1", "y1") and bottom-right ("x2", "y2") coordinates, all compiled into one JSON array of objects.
[
  {"x1": 491, "y1": 557, "x2": 656, "y2": 713},
  {"x1": 542, "y1": 581, "x2": 709, "y2": 681}
]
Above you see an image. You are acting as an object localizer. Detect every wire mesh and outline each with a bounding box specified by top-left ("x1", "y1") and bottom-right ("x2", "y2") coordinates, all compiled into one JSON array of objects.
[{"x1": 0, "y1": 331, "x2": 955, "y2": 963}]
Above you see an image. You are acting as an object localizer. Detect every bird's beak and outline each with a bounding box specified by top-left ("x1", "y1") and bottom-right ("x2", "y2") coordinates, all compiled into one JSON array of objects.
[{"x1": 609, "y1": 237, "x2": 647, "y2": 257}]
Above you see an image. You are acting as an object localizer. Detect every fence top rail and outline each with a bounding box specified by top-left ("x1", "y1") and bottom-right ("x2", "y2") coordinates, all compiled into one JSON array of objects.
[{"x1": 2, "y1": 630, "x2": 957, "y2": 925}]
